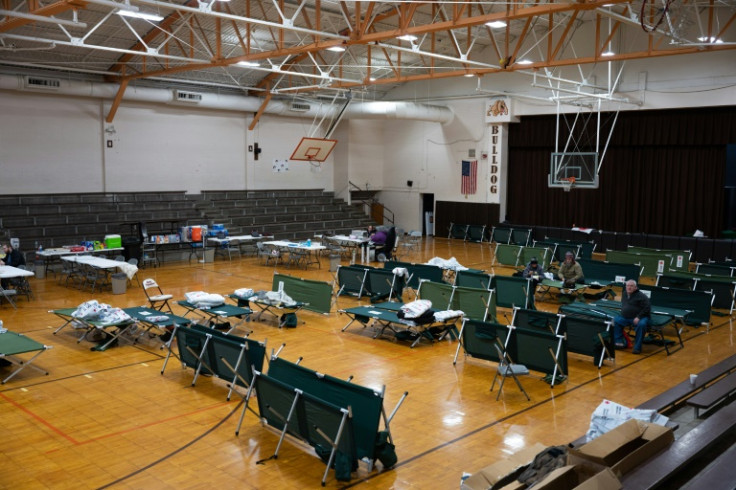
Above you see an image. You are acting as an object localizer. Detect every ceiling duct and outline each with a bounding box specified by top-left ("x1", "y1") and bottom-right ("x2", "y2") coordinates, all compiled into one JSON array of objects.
[
  {"x1": 289, "y1": 102, "x2": 311, "y2": 112},
  {"x1": 23, "y1": 76, "x2": 60, "y2": 91},
  {"x1": 174, "y1": 90, "x2": 203, "y2": 103}
]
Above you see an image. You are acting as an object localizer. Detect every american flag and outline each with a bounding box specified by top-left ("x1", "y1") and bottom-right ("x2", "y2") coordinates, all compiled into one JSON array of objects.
[{"x1": 461, "y1": 160, "x2": 477, "y2": 195}]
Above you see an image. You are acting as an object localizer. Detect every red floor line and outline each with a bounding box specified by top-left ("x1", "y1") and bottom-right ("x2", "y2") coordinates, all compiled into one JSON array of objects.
[
  {"x1": 44, "y1": 399, "x2": 235, "y2": 453},
  {"x1": 0, "y1": 391, "x2": 80, "y2": 445}
]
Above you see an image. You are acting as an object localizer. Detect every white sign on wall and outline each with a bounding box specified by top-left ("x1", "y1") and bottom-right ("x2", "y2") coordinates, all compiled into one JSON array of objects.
[{"x1": 273, "y1": 159, "x2": 289, "y2": 172}]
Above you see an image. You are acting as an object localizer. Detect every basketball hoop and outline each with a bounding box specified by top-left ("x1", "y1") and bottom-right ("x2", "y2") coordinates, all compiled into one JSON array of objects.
[{"x1": 562, "y1": 176, "x2": 575, "y2": 192}]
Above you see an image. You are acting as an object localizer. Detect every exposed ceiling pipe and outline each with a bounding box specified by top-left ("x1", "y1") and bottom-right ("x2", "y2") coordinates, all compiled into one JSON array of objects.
[{"x1": 0, "y1": 73, "x2": 454, "y2": 124}]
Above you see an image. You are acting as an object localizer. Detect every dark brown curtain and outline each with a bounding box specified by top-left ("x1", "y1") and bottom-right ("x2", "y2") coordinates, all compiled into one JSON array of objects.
[{"x1": 507, "y1": 106, "x2": 736, "y2": 237}]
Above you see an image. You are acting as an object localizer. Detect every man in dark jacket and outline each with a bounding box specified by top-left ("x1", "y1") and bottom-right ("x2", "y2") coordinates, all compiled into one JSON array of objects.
[
  {"x1": 1, "y1": 243, "x2": 27, "y2": 289},
  {"x1": 614, "y1": 280, "x2": 651, "y2": 354}
]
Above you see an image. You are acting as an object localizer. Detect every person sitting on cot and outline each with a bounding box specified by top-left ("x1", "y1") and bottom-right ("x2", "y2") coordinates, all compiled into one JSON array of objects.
[
  {"x1": 557, "y1": 251, "x2": 584, "y2": 288},
  {"x1": 522, "y1": 257, "x2": 544, "y2": 287}
]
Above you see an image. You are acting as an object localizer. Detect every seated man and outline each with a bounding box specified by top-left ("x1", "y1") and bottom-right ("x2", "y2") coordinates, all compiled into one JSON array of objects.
[
  {"x1": 375, "y1": 227, "x2": 396, "y2": 262},
  {"x1": 557, "y1": 251, "x2": 584, "y2": 288},
  {"x1": 0, "y1": 243, "x2": 26, "y2": 289},
  {"x1": 522, "y1": 257, "x2": 544, "y2": 287},
  {"x1": 614, "y1": 280, "x2": 651, "y2": 355}
]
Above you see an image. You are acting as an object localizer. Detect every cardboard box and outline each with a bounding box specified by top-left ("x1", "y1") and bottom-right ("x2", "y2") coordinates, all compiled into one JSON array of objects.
[
  {"x1": 461, "y1": 443, "x2": 546, "y2": 490},
  {"x1": 531, "y1": 454, "x2": 621, "y2": 490},
  {"x1": 569, "y1": 419, "x2": 674, "y2": 477}
]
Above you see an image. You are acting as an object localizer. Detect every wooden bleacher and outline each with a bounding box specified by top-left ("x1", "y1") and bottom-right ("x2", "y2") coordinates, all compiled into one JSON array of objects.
[
  {"x1": 621, "y1": 400, "x2": 736, "y2": 488},
  {"x1": 686, "y1": 370, "x2": 736, "y2": 417}
]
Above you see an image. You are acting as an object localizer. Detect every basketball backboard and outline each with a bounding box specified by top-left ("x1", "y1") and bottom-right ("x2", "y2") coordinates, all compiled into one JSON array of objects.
[
  {"x1": 290, "y1": 137, "x2": 338, "y2": 162},
  {"x1": 548, "y1": 152, "x2": 599, "y2": 189}
]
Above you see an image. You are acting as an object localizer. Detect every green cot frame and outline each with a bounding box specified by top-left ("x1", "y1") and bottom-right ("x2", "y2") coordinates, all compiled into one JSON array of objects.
[
  {"x1": 545, "y1": 236, "x2": 596, "y2": 259},
  {"x1": 242, "y1": 370, "x2": 356, "y2": 486},
  {"x1": 533, "y1": 240, "x2": 582, "y2": 263},
  {"x1": 273, "y1": 272, "x2": 333, "y2": 315},
  {"x1": 607, "y1": 249, "x2": 689, "y2": 277},
  {"x1": 637, "y1": 284, "x2": 714, "y2": 327},
  {"x1": 454, "y1": 270, "x2": 492, "y2": 289},
  {"x1": 49, "y1": 307, "x2": 136, "y2": 352},
  {"x1": 627, "y1": 246, "x2": 692, "y2": 269},
  {"x1": 336, "y1": 265, "x2": 373, "y2": 298},
  {"x1": 448, "y1": 223, "x2": 469, "y2": 240},
  {"x1": 384, "y1": 260, "x2": 444, "y2": 291},
  {"x1": 417, "y1": 280, "x2": 496, "y2": 322},
  {"x1": 577, "y1": 258, "x2": 642, "y2": 285},
  {"x1": 656, "y1": 271, "x2": 735, "y2": 313},
  {"x1": 490, "y1": 226, "x2": 513, "y2": 244},
  {"x1": 490, "y1": 275, "x2": 535, "y2": 310},
  {"x1": 163, "y1": 323, "x2": 266, "y2": 400},
  {"x1": 236, "y1": 356, "x2": 408, "y2": 483},
  {"x1": 695, "y1": 263, "x2": 735, "y2": 276},
  {"x1": 466, "y1": 224, "x2": 487, "y2": 242},
  {"x1": 0, "y1": 330, "x2": 52, "y2": 384},
  {"x1": 454, "y1": 319, "x2": 567, "y2": 387}
]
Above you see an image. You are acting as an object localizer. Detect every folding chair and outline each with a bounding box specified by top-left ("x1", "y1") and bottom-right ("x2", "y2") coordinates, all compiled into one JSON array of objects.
[
  {"x1": 491, "y1": 340, "x2": 530, "y2": 400},
  {"x1": 142, "y1": 278, "x2": 173, "y2": 313}
]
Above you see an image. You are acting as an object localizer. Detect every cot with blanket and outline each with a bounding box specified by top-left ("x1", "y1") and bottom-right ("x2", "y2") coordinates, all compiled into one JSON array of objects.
[
  {"x1": 50, "y1": 306, "x2": 136, "y2": 351},
  {"x1": 417, "y1": 280, "x2": 496, "y2": 322},
  {"x1": 236, "y1": 356, "x2": 407, "y2": 485},
  {"x1": 0, "y1": 330, "x2": 52, "y2": 383},
  {"x1": 339, "y1": 301, "x2": 463, "y2": 347},
  {"x1": 161, "y1": 322, "x2": 266, "y2": 400}
]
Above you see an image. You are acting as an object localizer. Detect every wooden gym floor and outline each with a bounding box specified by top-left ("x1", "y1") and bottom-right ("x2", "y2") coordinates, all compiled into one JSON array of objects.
[{"x1": 1, "y1": 238, "x2": 734, "y2": 489}]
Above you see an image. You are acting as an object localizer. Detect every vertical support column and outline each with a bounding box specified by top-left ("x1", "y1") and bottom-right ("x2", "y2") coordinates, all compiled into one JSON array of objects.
[{"x1": 485, "y1": 98, "x2": 519, "y2": 223}]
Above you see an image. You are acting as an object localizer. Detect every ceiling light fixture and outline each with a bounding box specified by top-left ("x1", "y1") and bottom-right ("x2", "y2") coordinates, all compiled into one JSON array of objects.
[
  {"x1": 485, "y1": 21, "x2": 507, "y2": 29},
  {"x1": 369, "y1": 77, "x2": 376, "y2": 82},
  {"x1": 697, "y1": 36, "x2": 722, "y2": 43},
  {"x1": 464, "y1": 73, "x2": 475, "y2": 77},
  {"x1": 397, "y1": 34, "x2": 417, "y2": 42},
  {"x1": 601, "y1": 50, "x2": 615, "y2": 56},
  {"x1": 517, "y1": 59, "x2": 533, "y2": 65},
  {"x1": 118, "y1": 9, "x2": 163, "y2": 21},
  {"x1": 327, "y1": 46, "x2": 345, "y2": 52},
  {"x1": 236, "y1": 61, "x2": 259, "y2": 67}
]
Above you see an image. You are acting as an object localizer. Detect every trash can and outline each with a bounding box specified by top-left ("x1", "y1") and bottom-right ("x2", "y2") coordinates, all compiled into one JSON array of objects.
[
  {"x1": 111, "y1": 273, "x2": 127, "y2": 295},
  {"x1": 34, "y1": 260, "x2": 46, "y2": 279},
  {"x1": 329, "y1": 253, "x2": 341, "y2": 272}
]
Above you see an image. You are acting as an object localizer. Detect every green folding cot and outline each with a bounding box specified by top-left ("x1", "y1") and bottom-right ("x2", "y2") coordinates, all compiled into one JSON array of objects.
[{"x1": 0, "y1": 330, "x2": 52, "y2": 384}]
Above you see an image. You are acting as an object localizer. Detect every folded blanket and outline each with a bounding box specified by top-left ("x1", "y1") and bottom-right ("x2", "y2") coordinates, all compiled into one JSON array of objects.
[
  {"x1": 72, "y1": 300, "x2": 132, "y2": 325},
  {"x1": 400, "y1": 299, "x2": 432, "y2": 318},
  {"x1": 234, "y1": 288, "x2": 254, "y2": 299},
  {"x1": 433, "y1": 310, "x2": 464, "y2": 322},
  {"x1": 185, "y1": 291, "x2": 225, "y2": 308}
]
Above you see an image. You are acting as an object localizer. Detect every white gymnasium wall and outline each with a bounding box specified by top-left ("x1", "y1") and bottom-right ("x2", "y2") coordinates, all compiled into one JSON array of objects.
[
  {"x1": 0, "y1": 91, "x2": 336, "y2": 195},
  {"x1": 104, "y1": 101, "x2": 247, "y2": 193},
  {"x1": 346, "y1": 119, "x2": 385, "y2": 191},
  {"x1": 0, "y1": 91, "x2": 103, "y2": 193}
]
